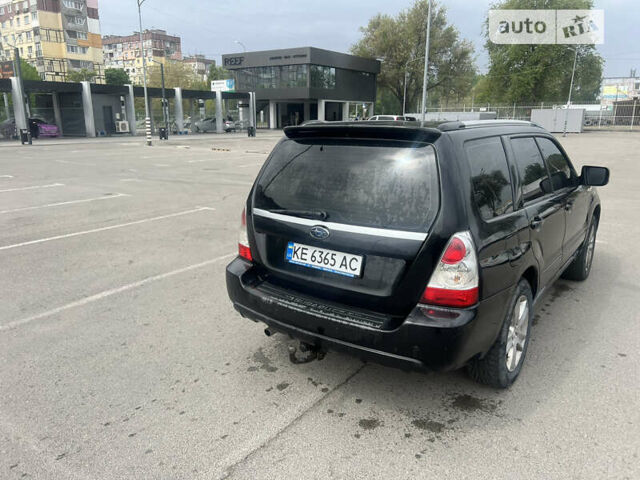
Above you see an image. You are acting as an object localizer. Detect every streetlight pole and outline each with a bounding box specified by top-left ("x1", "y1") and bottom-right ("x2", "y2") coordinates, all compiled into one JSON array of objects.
[
  {"x1": 7, "y1": 42, "x2": 31, "y2": 144},
  {"x1": 562, "y1": 47, "x2": 579, "y2": 137},
  {"x1": 151, "y1": 59, "x2": 168, "y2": 139},
  {"x1": 234, "y1": 40, "x2": 247, "y2": 52},
  {"x1": 137, "y1": 0, "x2": 152, "y2": 146},
  {"x1": 420, "y1": 0, "x2": 432, "y2": 124}
]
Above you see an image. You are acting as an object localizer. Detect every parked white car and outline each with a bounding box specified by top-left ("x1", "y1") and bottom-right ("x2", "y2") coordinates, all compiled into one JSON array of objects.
[{"x1": 367, "y1": 115, "x2": 416, "y2": 121}]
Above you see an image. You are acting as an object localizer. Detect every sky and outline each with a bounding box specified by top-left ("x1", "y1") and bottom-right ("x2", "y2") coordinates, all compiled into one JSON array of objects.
[{"x1": 99, "y1": 0, "x2": 640, "y2": 78}]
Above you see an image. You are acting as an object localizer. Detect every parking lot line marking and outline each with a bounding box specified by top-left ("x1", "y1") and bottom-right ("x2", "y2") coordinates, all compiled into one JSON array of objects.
[
  {"x1": 0, "y1": 206, "x2": 215, "y2": 252},
  {"x1": 54, "y1": 159, "x2": 96, "y2": 166},
  {"x1": 0, "y1": 183, "x2": 64, "y2": 193},
  {"x1": 0, "y1": 175, "x2": 14, "y2": 178},
  {"x1": 0, "y1": 193, "x2": 130, "y2": 215},
  {"x1": 0, "y1": 252, "x2": 235, "y2": 332},
  {"x1": 237, "y1": 163, "x2": 263, "y2": 168}
]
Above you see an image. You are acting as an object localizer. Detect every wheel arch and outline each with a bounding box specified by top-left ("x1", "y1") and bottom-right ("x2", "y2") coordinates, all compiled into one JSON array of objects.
[
  {"x1": 520, "y1": 265, "x2": 538, "y2": 299},
  {"x1": 592, "y1": 204, "x2": 601, "y2": 223}
]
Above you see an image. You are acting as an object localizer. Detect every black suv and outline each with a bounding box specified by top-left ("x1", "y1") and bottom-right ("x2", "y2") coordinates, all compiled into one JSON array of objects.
[{"x1": 226, "y1": 120, "x2": 609, "y2": 388}]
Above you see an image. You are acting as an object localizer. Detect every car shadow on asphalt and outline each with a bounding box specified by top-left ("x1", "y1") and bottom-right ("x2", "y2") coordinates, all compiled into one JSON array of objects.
[{"x1": 242, "y1": 250, "x2": 622, "y2": 443}]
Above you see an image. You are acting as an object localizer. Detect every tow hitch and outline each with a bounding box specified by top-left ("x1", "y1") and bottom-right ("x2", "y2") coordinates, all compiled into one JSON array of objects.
[{"x1": 288, "y1": 342, "x2": 326, "y2": 364}]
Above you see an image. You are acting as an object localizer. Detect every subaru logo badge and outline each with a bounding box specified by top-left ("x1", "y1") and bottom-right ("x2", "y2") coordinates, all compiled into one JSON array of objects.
[{"x1": 310, "y1": 225, "x2": 330, "y2": 240}]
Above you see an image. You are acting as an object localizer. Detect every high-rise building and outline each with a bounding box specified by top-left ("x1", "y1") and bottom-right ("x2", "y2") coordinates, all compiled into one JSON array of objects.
[
  {"x1": 183, "y1": 54, "x2": 215, "y2": 82},
  {"x1": 0, "y1": 0, "x2": 104, "y2": 82},
  {"x1": 102, "y1": 29, "x2": 182, "y2": 85}
]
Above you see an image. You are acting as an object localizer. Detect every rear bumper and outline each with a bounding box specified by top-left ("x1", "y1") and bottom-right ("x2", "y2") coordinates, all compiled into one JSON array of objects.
[{"x1": 226, "y1": 257, "x2": 509, "y2": 372}]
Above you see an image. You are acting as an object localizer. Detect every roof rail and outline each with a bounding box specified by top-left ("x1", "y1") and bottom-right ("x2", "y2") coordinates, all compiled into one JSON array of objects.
[{"x1": 437, "y1": 120, "x2": 542, "y2": 131}]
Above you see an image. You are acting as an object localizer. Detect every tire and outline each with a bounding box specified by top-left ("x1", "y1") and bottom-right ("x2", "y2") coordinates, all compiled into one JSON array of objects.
[
  {"x1": 467, "y1": 279, "x2": 533, "y2": 389},
  {"x1": 561, "y1": 217, "x2": 598, "y2": 281}
]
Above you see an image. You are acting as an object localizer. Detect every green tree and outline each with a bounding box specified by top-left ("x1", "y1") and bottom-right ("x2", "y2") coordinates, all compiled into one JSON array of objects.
[
  {"x1": 375, "y1": 87, "x2": 402, "y2": 117},
  {"x1": 148, "y1": 61, "x2": 206, "y2": 89},
  {"x1": 66, "y1": 68, "x2": 97, "y2": 82},
  {"x1": 207, "y1": 64, "x2": 230, "y2": 82},
  {"x1": 19, "y1": 60, "x2": 40, "y2": 81},
  {"x1": 351, "y1": 0, "x2": 476, "y2": 113},
  {"x1": 105, "y1": 68, "x2": 130, "y2": 86},
  {"x1": 484, "y1": 0, "x2": 603, "y2": 103}
]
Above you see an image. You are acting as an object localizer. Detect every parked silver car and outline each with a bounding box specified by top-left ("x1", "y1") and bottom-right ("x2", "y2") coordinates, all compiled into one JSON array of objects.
[{"x1": 193, "y1": 117, "x2": 235, "y2": 133}]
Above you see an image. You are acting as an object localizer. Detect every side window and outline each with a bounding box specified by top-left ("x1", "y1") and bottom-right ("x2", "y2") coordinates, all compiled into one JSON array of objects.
[
  {"x1": 465, "y1": 136, "x2": 514, "y2": 220},
  {"x1": 511, "y1": 137, "x2": 551, "y2": 203},
  {"x1": 535, "y1": 137, "x2": 577, "y2": 190}
]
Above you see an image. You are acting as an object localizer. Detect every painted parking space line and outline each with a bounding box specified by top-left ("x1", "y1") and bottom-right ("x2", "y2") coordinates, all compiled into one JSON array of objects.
[
  {"x1": 215, "y1": 179, "x2": 254, "y2": 186},
  {"x1": 0, "y1": 175, "x2": 14, "y2": 178},
  {"x1": 0, "y1": 206, "x2": 215, "y2": 252},
  {"x1": 0, "y1": 193, "x2": 130, "y2": 215},
  {"x1": 55, "y1": 159, "x2": 96, "y2": 166},
  {"x1": 0, "y1": 251, "x2": 235, "y2": 332},
  {"x1": 0, "y1": 183, "x2": 64, "y2": 193},
  {"x1": 237, "y1": 163, "x2": 263, "y2": 168},
  {"x1": 187, "y1": 158, "x2": 215, "y2": 163}
]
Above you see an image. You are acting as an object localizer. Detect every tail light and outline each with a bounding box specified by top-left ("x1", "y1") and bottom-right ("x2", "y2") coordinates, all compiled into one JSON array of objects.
[
  {"x1": 420, "y1": 231, "x2": 479, "y2": 308},
  {"x1": 238, "y1": 207, "x2": 253, "y2": 261}
]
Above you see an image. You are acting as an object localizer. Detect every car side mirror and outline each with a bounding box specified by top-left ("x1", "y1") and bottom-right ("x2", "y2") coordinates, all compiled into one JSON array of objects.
[{"x1": 581, "y1": 166, "x2": 610, "y2": 187}]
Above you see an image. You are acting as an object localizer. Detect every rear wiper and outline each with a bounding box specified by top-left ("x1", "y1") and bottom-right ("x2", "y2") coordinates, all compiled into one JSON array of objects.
[{"x1": 270, "y1": 209, "x2": 328, "y2": 221}]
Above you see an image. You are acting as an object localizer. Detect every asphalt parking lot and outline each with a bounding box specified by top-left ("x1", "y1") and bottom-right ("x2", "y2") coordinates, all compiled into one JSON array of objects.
[{"x1": 0, "y1": 130, "x2": 638, "y2": 479}]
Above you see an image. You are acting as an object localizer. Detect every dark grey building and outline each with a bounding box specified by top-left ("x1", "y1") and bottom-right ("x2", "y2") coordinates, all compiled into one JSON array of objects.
[{"x1": 221, "y1": 47, "x2": 380, "y2": 128}]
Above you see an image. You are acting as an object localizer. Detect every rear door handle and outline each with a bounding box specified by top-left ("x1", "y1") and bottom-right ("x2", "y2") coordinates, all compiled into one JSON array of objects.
[
  {"x1": 530, "y1": 216, "x2": 543, "y2": 230},
  {"x1": 565, "y1": 202, "x2": 574, "y2": 212}
]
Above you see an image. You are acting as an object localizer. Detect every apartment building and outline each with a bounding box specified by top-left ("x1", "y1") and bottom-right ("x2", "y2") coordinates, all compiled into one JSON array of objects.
[
  {"x1": 183, "y1": 54, "x2": 215, "y2": 82},
  {"x1": 102, "y1": 29, "x2": 181, "y2": 85},
  {"x1": 0, "y1": 0, "x2": 104, "y2": 82}
]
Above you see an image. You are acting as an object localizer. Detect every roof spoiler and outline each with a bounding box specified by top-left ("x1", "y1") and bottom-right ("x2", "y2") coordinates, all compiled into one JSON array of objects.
[{"x1": 283, "y1": 123, "x2": 441, "y2": 143}]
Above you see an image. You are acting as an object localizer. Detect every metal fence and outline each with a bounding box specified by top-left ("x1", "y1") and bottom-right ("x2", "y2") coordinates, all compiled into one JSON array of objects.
[{"x1": 418, "y1": 101, "x2": 640, "y2": 131}]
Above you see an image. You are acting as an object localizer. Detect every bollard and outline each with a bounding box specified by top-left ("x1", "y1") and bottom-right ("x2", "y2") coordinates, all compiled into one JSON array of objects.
[{"x1": 145, "y1": 117, "x2": 152, "y2": 146}]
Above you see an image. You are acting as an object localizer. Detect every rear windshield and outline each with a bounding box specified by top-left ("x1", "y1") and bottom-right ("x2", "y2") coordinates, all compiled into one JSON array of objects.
[{"x1": 253, "y1": 138, "x2": 439, "y2": 231}]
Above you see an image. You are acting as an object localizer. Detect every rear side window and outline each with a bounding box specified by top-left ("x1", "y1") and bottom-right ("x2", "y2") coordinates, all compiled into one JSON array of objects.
[
  {"x1": 535, "y1": 137, "x2": 576, "y2": 190},
  {"x1": 254, "y1": 139, "x2": 439, "y2": 231},
  {"x1": 511, "y1": 137, "x2": 550, "y2": 203},
  {"x1": 465, "y1": 137, "x2": 514, "y2": 220}
]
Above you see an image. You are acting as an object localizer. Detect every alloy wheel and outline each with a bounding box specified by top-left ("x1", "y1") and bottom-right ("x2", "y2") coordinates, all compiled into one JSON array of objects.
[
  {"x1": 506, "y1": 295, "x2": 529, "y2": 372},
  {"x1": 585, "y1": 224, "x2": 596, "y2": 274}
]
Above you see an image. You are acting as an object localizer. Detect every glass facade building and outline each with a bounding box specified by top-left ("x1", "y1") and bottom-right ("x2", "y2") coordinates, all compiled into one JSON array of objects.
[{"x1": 222, "y1": 47, "x2": 380, "y2": 128}]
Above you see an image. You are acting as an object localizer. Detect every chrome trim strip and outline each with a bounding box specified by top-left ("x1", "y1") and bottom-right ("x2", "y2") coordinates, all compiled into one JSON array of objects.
[{"x1": 252, "y1": 208, "x2": 428, "y2": 241}]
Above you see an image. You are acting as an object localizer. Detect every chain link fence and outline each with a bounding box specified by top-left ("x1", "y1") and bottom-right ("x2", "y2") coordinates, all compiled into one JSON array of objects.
[{"x1": 416, "y1": 101, "x2": 640, "y2": 131}]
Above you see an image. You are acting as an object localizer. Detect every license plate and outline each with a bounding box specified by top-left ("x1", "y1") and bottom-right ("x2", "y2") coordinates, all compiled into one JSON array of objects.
[{"x1": 285, "y1": 242, "x2": 363, "y2": 278}]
